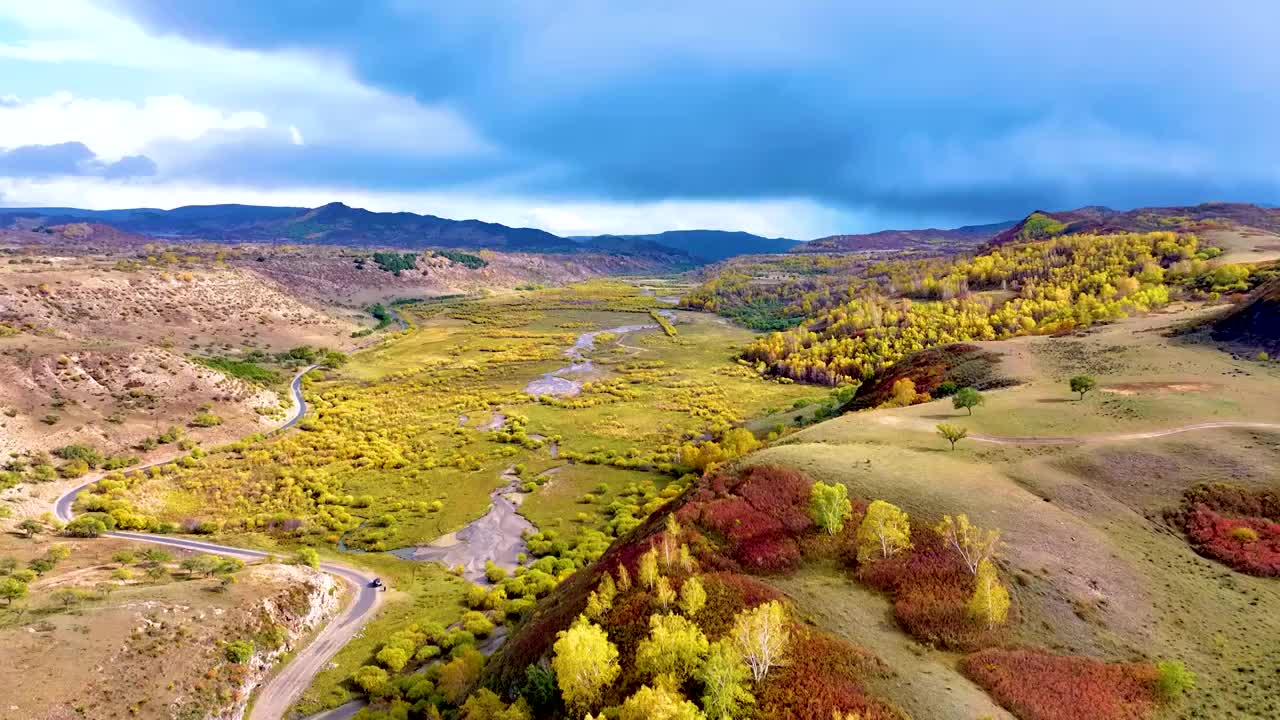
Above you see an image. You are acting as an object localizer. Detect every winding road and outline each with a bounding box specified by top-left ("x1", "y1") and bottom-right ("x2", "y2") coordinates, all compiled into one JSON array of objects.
[{"x1": 52, "y1": 364, "x2": 384, "y2": 720}]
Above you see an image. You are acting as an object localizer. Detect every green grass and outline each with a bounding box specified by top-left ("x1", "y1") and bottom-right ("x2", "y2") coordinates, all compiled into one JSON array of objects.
[
  {"x1": 196, "y1": 356, "x2": 282, "y2": 385},
  {"x1": 290, "y1": 557, "x2": 467, "y2": 716}
]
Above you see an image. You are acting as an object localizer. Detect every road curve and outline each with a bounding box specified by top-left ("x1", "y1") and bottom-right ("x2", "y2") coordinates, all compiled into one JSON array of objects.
[{"x1": 52, "y1": 364, "x2": 384, "y2": 720}]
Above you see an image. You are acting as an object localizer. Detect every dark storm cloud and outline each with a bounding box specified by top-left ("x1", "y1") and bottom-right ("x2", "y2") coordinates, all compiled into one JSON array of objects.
[
  {"x1": 107, "y1": 0, "x2": 1280, "y2": 223},
  {"x1": 0, "y1": 141, "x2": 156, "y2": 178}
]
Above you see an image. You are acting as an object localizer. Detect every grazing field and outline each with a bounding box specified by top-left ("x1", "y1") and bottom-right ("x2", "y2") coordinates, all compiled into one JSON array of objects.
[{"x1": 746, "y1": 310, "x2": 1280, "y2": 720}]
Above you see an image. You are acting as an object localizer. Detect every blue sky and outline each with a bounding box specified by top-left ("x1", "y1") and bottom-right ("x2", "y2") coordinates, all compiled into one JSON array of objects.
[{"x1": 0, "y1": 1, "x2": 1276, "y2": 238}]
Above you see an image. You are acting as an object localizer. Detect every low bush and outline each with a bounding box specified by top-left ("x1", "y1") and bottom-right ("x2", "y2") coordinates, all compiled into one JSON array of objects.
[
  {"x1": 1183, "y1": 504, "x2": 1280, "y2": 576},
  {"x1": 858, "y1": 527, "x2": 1004, "y2": 650},
  {"x1": 755, "y1": 627, "x2": 899, "y2": 720},
  {"x1": 960, "y1": 648, "x2": 1161, "y2": 720}
]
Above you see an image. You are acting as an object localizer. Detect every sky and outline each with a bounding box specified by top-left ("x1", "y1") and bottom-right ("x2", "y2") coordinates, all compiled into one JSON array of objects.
[{"x1": 0, "y1": 1, "x2": 1277, "y2": 239}]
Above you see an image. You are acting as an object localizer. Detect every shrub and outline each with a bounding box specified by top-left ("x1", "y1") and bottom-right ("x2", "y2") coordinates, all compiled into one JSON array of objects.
[
  {"x1": 859, "y1": 527, "x2": 1002, "y2": 650},
  {"x1": 755, "y1": 628, "x2": 898, "y2": 720},
  {"x1": 224, "y1": 640, "x2": 254, "y2": 663},
  {"x1": 1155, "y1": 659, "x2": 1196, "y2": 702},
  {"x1": 191, "y1": 411, "x2": 223, "y2": 427},
  {"x1": 960, "y1": 648, "x2": 1160, "y2": 720},
  {"x1": 64, "y1": 516, "x2": 108, "y2": 538},
  {"x1": 462, "y1": 610, "x2": 496, "y2": 637},
  {"x1": 1183, "y1": 504, "x2": 1280, "y2": 576},
  {"x1": 352, "y1": 665, "x2": 390, "y2": 694}
]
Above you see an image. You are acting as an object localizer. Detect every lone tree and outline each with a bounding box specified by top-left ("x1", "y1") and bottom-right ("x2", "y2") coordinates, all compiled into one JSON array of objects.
[
  {"x1": 809, "y1": 480, "x2": 852, "y2": 535},
  {"x1": 952, "y1": 387, "x2": 984, "y2": 415},
  {"x1": 856, "y1": 500, "x2": 913, "y2": 563},
  {"x1": 937, "y1": 423, "x2": 969, "y2": 450},
  {"x1": 1070, "y1": 374, "x2": 1097, "y2": 400},
  {"x1": 0, "y1": 577, "x2": 28, "y2": 605},
  {"x1": 966, "y1": 558, "x2": 1010, "y2": 627}
]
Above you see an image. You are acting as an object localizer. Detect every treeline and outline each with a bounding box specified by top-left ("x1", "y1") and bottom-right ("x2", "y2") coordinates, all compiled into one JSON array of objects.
[{"x1": 692, "y1": 231, "x2": 1260, "y2": 385}]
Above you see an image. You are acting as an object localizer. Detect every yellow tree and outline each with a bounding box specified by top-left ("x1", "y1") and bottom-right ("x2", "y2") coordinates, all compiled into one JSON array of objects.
[
  {"x1": 636, "y1": 613, "x2": 710, "y2": 682},
  {"x1": 935, "y1": 513, "x2": 1001, "y2": 575},
  {"x1": 551, "y1": 617, "x2": 620, "y2": 712},
  {"x1": 809, "y1": 480, "x2": 852, "y2": 534},
  {"x1": 638, "y1": 548, "x2": 660, "y2": 590},
  {"x1": 698, "y1": 641, "x2": 754, "y2": 720},
  {"x1": 679, "y1": 576, "x2": 707, "y2": 616},
  {"x1": 966, "y1": 558, "x2": 1010, "y2": 627},
  {"x1": 855, "y1": 500, "x2": 912, "y2": 563},
  {"x1": 618, "y1": 684, "x2": 703, "y2": 720},
  {"x1": 731, "y1": 600, "x2": 791, "y2": 684}
]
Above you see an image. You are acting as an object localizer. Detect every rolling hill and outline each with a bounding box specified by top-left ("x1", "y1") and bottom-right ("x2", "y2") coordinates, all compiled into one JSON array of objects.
[
  {"x1": 1210, "y1": 277, "x2": 1280, "y2": 354},
  {"x1": 992, "y1": 203, "x2": 1280, "y2": 245},
  {"x1": 796, "y1": 220, "x2": 1015, "y2": 254}
]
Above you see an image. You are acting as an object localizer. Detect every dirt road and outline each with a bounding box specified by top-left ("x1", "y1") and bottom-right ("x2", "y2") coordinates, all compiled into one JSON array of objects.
[
  {"x1": 874, "y1": 414, "x2": 1280, "y2": 445},
  {"x1": 52, "y1": 364, "x2": 385, "y2": 720}
]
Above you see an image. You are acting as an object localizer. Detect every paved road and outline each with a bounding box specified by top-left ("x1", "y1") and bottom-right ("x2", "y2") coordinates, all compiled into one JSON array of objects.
[{"x1": 51, "y1": 364, "x2": 384, "y2": 720}]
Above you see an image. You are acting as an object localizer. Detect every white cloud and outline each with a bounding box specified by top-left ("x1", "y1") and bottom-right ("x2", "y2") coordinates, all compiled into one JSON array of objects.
[
  {"x1": 289, "y1": 125, "x2": 305, "y2": 146},
  {"x1": 0, "y1": 1, "x2": 494, "y2": 159},
  {"x1": 0, "y1": 176, "x2": 849, "y2": 238},
  {"x1": 0, "y1": 92, "x2": 268, "y2": 159}
]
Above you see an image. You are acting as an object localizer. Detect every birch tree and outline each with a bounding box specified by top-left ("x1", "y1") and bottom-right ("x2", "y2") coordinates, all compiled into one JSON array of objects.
[{"x1": 731, "y1": 600, "x2": 791, "y2": 683}]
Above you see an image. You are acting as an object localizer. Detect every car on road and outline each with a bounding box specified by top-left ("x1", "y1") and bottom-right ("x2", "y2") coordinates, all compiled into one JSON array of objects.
[{"x1": 370, "y1": 578, "x2": 383, "y2": 588}]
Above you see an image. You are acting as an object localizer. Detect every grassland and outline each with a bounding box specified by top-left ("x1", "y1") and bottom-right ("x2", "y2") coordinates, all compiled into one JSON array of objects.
[
  {"x1": 72, "y1": 279, "x2": 820, "y2": 714},
  {"x1": 746, "y1": 309, "x2": 1280, "y2": 719}
]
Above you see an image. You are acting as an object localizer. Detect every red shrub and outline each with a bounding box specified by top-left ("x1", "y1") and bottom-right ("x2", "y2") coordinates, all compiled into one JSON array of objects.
[
  {"x1": 680, "y1": 465, "x2": 824, "y2": 574},
  {"x1": 1184, "y1": 504, "x2": 1280, "y2": 576},
  {"x1": 960, "y1": 648, "x2": 1159, "y2": 720},
  {"x1": 858, "y1": 527, "x2": 1002, "y2": 650},
  {"x1": 737, "y1": 532, "x2": 802, "y2": 573},
  {"x1": 698, "y1": 497, "x2": 785, "y2": 544},
  {"x1": 695, "y1": 572, "x2": 783, "y2": 639},
  {"x1": 756, "y1": 628, "x2": 899, "y2": 720},
  {"x1": 737, "y1": 464, "x2": 813, "y2": 533}
]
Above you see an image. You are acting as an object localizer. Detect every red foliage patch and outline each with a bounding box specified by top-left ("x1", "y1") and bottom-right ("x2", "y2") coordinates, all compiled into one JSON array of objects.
[
  {"x1": 737, "y1": 533, "x2": 802, "y2": 573},
  {"x1": 756, "y1": 628, "x2": 900, "y2": 720},
  {"x1": 695, "y1": 571, "x2": 783, "y2": 639},
  {"x1": 736, "y1": 465, "x2": 813, "y2": 533},
  {"x1": 680, "y1": 465, "x2": 814, "y2": 573},
  {"x1": 960, "y1": 648, "x2": 1160, "y2": 720},
  {"x1": 1184, "y1": 504, "x2": 1280, "y2": 576},
  {"x1": 857, "y1": 527, "x2": 1002, "y2": 650}
]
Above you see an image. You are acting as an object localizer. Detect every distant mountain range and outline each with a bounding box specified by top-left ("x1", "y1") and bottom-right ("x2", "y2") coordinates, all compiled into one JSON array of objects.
[
  {"x1": 0, "y1": 203, "x2": 796, "y2": 262},
  {"x1": 582, "y1": 230, "x2": 799, "y2": 262},
  {"x1": 3, "y1": 201, "x2": 1278, "y2": 263}
]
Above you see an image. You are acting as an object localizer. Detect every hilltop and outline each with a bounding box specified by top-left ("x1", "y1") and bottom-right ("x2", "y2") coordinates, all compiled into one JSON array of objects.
[
  {"x1": 797, "y1": 220, "x2": 1014, "y2": 254},
  {"x1": 1210, "y1": 277, "x2": 1280, "y2": 354},
  {"x1": 993, "y1": 203, "x2": 1280, "y2": 245}
]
